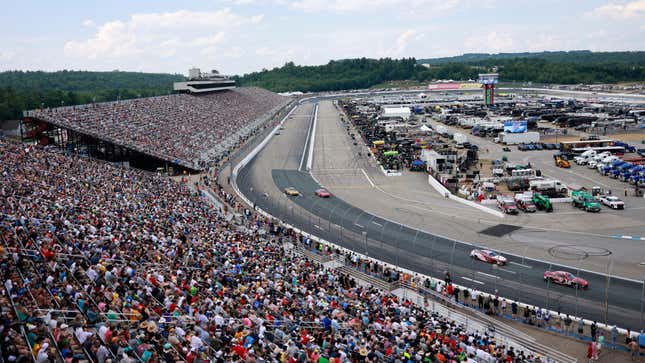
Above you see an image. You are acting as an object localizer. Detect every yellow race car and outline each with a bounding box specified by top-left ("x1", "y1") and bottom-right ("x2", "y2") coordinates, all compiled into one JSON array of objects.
[{"x1": 284, "y1": 187, "x2": 300, "y2": 196}]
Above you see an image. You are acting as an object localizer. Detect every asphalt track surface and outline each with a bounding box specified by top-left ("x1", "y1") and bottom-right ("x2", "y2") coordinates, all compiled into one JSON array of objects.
[{"x1": 236, "y1": 99, "x2": 645, "y2": 331}]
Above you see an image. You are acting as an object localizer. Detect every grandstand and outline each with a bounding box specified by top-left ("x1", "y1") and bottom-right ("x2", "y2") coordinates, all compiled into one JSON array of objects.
[
  {"x1": 0, "y1": 139, "x2": 552, "y2": 362},
  {"x1": 22, "y1": 87, "x2": 290, "y2": 173}
]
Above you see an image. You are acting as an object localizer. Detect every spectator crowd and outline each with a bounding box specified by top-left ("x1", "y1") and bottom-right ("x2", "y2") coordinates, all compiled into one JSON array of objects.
[
  {"x1": 1, "y1": 139, "x2": 558, "y2": 362},
  {"x1": 29, "y1": 88, "x2": 289, "y2": 170}
]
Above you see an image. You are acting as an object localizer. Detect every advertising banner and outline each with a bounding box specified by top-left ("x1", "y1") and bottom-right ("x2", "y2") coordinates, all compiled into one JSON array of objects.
[{"x1": 503, "y1": 121, "x2": 528, "y2": 133}]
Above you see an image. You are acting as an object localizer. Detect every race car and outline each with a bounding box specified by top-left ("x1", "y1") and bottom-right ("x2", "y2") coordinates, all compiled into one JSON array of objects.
[
  {"x1": 284, "y1": 187, "x2": 300, "y2": 196},
  {"x1": 598, "y1": 195, "x2": 624, "y2": 210},
  {"x1": 470, "y1": 249, "x2": 507, "y2": 265},
  {"x1": 543, "y1": 271, "x2": 588, "y2": 288},
  {"x1": 315, "y1": 188, "x2": 331, "y2": 198}
]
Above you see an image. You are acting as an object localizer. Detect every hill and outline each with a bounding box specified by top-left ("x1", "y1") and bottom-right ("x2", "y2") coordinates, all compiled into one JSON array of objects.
[
  {"x1": 418, "y1": 50, "x2": 645, "y2": 65},
  {"x1": 0, "y1": 70, "x2": 184, "y2": 121},
  {"x1": 236, "y1": 51, "x2": 645, "y2": 93},
  {"x1": 233, "y1": 58, "x2": 418, "y2": 93}
]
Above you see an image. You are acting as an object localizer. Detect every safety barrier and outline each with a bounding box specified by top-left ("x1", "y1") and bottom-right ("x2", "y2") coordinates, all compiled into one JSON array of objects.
[{"x1": 427, "y1": 174, "x2": 506, "y2": 218}]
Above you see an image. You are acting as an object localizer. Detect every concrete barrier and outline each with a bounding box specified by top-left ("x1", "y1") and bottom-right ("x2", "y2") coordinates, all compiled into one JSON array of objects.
[{"x1": 427, "y1": 174, "x2": 506, "y2": 218}]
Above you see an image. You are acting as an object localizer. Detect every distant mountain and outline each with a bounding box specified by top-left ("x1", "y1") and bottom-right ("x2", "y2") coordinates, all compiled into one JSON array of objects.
[{"x1": 418, "y1": 51, "x2": 645, "y2": 65}]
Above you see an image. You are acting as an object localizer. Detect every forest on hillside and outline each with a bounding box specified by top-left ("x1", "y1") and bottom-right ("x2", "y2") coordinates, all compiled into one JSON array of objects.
[{"x1": 235, "y1": 52, "x2": 645, "y2": 92}]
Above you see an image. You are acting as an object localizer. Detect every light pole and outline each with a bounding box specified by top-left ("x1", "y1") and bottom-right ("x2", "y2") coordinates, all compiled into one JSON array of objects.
[
  {"x1": 362, "y1": 231, "x2": 368, "y2": 256},
  {"x1": 328, "y1": 202, "x2": 341, "y2": 237},
  {"x1": 640, "y1": 262, "x2": 645, "y2": 329},
  {"x1": 310, "y1": 197, "x2": 323, "y2": 231},
  {"x1": 340, "y1": 205, "x2": 354, "y2": 242}
]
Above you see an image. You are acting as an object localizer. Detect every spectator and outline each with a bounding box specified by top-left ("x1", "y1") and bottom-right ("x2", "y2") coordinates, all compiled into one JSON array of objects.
[
  {"x1": 0, "y1": 140, "x2": 553, "y2": 363},
  {"x1": 610, "y1": 325, "x2": 618, "y2": 349},
  {"x1": 29, "y1": 88, "x2": 289, "y2": 171},
  {"x1": 564, "y1": 315, "x2": 573, "y2": 335}
]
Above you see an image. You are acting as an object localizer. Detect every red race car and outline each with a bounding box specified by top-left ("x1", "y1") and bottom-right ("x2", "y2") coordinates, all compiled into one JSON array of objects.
[
  {"x1": 543, "y1": 271, "x2": 588, "y2": 289},
  {"x1": 470, "y1": 249, "x2": 507, "y2": 265},
  {"x1": 315, "y1": 188, "x2": 331, "y2": 198}
]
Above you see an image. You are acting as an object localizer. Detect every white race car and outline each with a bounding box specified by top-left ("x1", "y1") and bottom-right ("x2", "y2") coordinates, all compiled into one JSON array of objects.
[
  {"x1": 470, "y1": 249, "x2": 507, "y2": 265},
  {"x1": 599, "y1": 195, "x2": 625, "y2": 209}
]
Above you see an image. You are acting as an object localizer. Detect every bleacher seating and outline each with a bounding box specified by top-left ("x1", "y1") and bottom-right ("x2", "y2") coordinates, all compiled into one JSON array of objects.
[
  {"x1": 0, "y1": 140, "x2": 550, "y2": 362},
  {"x1": 28, "y1": 88, "x2": 289, "y2": 170}
]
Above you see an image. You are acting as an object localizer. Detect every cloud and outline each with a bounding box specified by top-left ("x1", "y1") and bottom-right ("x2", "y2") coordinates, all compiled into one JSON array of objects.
[
  {"x1": 191, "y1": 33, "x2": 226, "y2": 47},
  {"x1": 0, "y1": 50, "x2": 16, "y2": 62},
  {"x1": 392, "y1": 30, "x2": 419, "y2": 55},
  {"x1": 464, "y1": 31, "x2": 514, "y2": 53},
  {"x1": 255, "y1": 47, "x2": 295, "y2": 58},
  {"x1": 64, "y1": 9, "x2": 263, "y2": 61},
  {"x1": 82, "y1": 19, "x2": 95, "y2": 28},
  {"x1": 588, "y1": 0, "x2": 645, "y2": 19},
  {"x1": 289, "y1": 0, "x2": 460, "y2": 13}
]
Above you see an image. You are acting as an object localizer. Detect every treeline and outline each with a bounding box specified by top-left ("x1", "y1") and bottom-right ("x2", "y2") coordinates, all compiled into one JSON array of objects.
[
  {"x1": 0, "y1": 70, "x2": 184, "y2": 120},
  {"x1": 236, "y1": 51, "x2": 645, "y2": 93},
  {"x1": 418, "y1": 50, "x2": 645, "y2": 65},
  {"x1": 233, "y1": 58, "x2": 418, "y2": 92}
]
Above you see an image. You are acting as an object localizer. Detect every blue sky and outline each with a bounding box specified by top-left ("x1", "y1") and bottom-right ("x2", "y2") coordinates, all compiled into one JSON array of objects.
[{"x1": 1, "y1": 0, "x2": 644, "y2": 75}]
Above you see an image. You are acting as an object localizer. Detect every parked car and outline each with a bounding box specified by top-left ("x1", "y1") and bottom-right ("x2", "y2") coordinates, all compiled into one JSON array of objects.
[
  {"x1": 470, "y1": 249, "x2": 507, "y2": 265},
  {"x1": 599, "y1": 195, "x2": 625, "y2": 209},
  {"x1": 544, "y1": 271, "x2": 588, "y2": 288}
]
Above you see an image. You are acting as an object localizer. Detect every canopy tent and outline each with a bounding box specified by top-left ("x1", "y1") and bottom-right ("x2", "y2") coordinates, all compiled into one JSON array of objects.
[{"x1": 419, "y1": 124, "x2": 432, "y2": 132}]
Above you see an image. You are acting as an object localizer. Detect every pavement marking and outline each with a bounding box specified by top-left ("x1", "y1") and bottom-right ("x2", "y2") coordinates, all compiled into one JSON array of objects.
[
  {"x1": 355, "y1": 224, "x2": 364, "y2": 228},
  {"x1": 462, "y1": 277, "x2": 485, "y2": 285},
  {"x1": 509, "y1": 261, "x2": 533, "y2": 269},
  {"x1": 498, "y1": 268, "x2": 517, "y2": 275},
  {"x1": 299, "y1": 110, "x2": 315, "y2": 171},
  {"x1": 360, "y1": 168, "x2": 376, "y2": 188},
  {"x1": 313, "y1": 225, "x2": 323, "y2": 230},
  {"x1": 372, "y1": 221, "x2": 383, "y2": 227},
  {"x1": 477, "y1": 271, "x2": 500, "y2": 279},
  {"x1": 612, "y1": 235, "x2": 645, "y2": 241}
]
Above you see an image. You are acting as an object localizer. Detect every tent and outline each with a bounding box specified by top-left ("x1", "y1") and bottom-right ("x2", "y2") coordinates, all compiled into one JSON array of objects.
[
  {"x1": 411, "y1": 160, "x2": 424, "y2": 167},
  {"x1": 419, "y1": 124, "x2": 432, "y2": 132},
  {"x1": 383, "y1": 151, "x2": 399, "y2": 157}
]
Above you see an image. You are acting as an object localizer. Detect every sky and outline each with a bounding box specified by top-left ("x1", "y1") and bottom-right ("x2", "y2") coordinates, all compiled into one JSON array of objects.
[{"x1": 1, "y1": 0, "x2": 644, "y2": 76}]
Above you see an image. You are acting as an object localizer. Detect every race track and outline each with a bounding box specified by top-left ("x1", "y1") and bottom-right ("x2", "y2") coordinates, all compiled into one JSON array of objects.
[{"x1": 235, "y1": 98, "x2": 645, "y2": 331}]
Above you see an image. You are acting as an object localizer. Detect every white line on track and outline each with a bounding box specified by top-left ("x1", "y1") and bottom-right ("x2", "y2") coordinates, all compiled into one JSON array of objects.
[
  {"x1": 509, "y1": 261, "x2": 533, "y2": 269},
  {"x1": 372, "y1": 221, "x2": 383, "y2": 227},
  {"x1": 477, "y1": 272, "x2": 500, "y2": 279},
  {"x1": 299, "y1": 111, "x2": 315, "y2": 171},
  {"x1": 462, "y1": 277, "x2": 485, "y2": 285},
  {"x1": 360, "y1": 168, "x2": 376, "y2": 188},
  {"x1": 313, "y1": 225, "x2": 323, "y2": 230},
  {"x1": 355, "y1": 224, "x2": 364, "y2": 228},
  {"x1": 498, "y1": 268, "x2": 517, "y2": 275}
]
